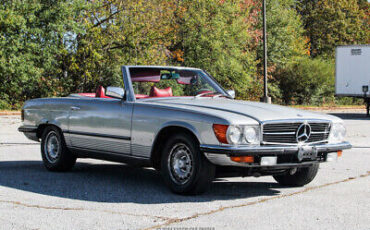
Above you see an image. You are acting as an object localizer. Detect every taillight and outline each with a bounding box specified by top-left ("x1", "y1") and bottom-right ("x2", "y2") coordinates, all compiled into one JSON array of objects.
[
  {"x1": 212, "y1": 124, "x2": 229, "y2": 144},
  {"x1": 21, "y1": 109, "x2": 24, "y2": 122}
]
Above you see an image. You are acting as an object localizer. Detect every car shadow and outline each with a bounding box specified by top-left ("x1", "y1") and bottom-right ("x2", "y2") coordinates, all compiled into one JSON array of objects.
[
  {"x1": 0, "y1": 160, "x2": 282, "y2": 203},
  {"x1": 329, "y1": 113, "x2": 370, "y2": 120}
]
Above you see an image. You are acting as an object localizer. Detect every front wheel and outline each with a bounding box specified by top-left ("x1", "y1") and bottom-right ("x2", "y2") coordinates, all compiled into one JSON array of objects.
[
  {"x1": 161, "y1": 133, "x2": 215, "y2": 195},
  {"x1": 273, "y1": 163, "x2": 319, "y2": 187},
  {"x1": 41, "y1": 126, "x2": 76, "y2": 171}
]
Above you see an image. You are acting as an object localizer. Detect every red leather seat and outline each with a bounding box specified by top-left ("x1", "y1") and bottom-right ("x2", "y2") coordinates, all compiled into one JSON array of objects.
[
  {"x1": 149, "y1": 86, "x2": 173, "y2": 97},
  {"x1": 95, "y1": 86, "x2": 111, "y2": 98}
]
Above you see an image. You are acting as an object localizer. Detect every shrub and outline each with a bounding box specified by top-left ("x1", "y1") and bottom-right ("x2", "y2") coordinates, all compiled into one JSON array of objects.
[
  {"x1": 0, "y1": 100, "x2": 11, "y2": 110},
  {"x1": 277, "y1": 56, "x2": 334, "y2": 105}
]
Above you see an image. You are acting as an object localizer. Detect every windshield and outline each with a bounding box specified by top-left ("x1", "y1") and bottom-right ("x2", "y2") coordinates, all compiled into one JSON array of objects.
[{"x1": 129, "y1": 67, "x2": 227, "y2": 99}]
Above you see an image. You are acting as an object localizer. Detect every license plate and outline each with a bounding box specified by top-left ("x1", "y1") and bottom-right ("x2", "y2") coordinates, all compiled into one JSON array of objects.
[{"x1": 297, "y1": 146, "x2": 318, "y2": 161}]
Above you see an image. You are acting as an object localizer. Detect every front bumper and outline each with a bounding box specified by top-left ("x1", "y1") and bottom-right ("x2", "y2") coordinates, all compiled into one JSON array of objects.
[
  {"x1": 18, "y1": 125, "x2": 39, "y2": 142},
  {"x1": 200, "y1": 142, "x2": 351, "y2": 168},
  {"x1": 18, "y1": 126, "x2": 37, "y2": 133}
]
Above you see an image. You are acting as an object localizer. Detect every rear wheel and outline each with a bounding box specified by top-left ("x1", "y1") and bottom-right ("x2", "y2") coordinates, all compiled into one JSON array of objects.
[
  {"x1": 41, "y1": 126, "x2": 76, "y2": 171},
  {"x1": 161, "y1": 133, "x2": 215, "y2": 195},
  {"x1": 273, "y1": 163, "x2": 319, "y2": 187}
]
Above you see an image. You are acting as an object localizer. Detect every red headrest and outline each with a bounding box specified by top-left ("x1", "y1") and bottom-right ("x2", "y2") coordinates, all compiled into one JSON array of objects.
[
  {"x1": 95, "y1": 86, "x2": 105, "y2": 98},
  {"x1": 149, "y1": 86, "x2": 173, "y2": 97},
  {"x1": 95, "y1": 86, "x2": 112, "y2": 98}
]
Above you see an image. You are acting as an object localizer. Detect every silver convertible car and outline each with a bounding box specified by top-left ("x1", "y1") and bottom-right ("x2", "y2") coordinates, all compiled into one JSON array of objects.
[{"x1": 19, "y1": 66, "x2": 351, "y2": 194}]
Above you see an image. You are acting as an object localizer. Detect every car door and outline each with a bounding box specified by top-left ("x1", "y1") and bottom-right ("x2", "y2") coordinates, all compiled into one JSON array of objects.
[{"x1": 67, "y1": 98, "x2": 133, "y2": 155}]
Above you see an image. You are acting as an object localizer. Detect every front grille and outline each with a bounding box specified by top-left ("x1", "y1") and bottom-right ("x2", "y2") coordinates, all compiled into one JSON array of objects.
[{"x1": 262, "y1": 121, "x2": 331, "y2": 144}]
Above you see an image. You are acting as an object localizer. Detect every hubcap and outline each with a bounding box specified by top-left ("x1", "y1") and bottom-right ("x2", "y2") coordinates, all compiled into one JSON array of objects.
[
  {"x1": 168, "y1": 143, "x2": 193, "y2": 185},
  {"x1": 44, "y1": 131, "x2": 60, "y2": 163}
]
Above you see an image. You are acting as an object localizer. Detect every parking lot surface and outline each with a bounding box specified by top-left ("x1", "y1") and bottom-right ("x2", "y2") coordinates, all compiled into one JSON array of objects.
[{"x1": 0, "y1": 112, "x2": 369, "y2": 230}]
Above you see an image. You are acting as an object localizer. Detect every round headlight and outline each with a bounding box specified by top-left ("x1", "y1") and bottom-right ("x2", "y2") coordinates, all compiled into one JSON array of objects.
[
  {"x1": 337, "y1": 123, "x2": 346, "y2": 140},
  {"x1": 329, "y1": 123, "x2": 346, "y2": 143},
  {"x1": 227, "y1": 126, "x2": 242, "y2": 144},
  {"x1": 244, "y1": 127, "x2": 259, "y2": 143}
]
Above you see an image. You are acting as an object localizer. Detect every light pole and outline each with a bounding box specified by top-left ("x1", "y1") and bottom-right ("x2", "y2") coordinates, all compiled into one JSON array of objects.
[{"x1": 262, "y1": 0, "x2": 271, "y2": 103}]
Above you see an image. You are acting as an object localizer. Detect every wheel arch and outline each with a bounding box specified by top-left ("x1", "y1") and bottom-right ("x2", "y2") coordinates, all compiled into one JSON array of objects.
[
  {"x1": 150, "y1": 123, "x2": 201, "y2": 170},
  {"x1": 36, "y1": 121, "x2": 63, "y2": 139}
]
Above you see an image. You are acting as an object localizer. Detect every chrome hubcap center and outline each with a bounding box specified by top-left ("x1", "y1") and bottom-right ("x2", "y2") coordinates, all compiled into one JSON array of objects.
[
  {"x1": 168, "y1": 143, "x2": 193, "y2": 185},
  {"x1": 44, "y1": 132, "x2": 60, "y2": 163}
]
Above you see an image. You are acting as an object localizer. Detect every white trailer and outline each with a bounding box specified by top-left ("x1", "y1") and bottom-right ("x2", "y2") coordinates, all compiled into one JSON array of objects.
[{"x1": 335, "y1": 45, "x2": 370, "y2": 116}]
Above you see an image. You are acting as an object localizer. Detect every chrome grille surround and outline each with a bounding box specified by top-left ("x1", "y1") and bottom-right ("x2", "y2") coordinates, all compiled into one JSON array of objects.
[{"x1": 261, "y1": 119, "x2": 331, "y2": 146}]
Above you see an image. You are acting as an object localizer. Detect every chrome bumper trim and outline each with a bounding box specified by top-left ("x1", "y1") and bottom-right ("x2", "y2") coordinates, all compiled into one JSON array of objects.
[
  {"x1": 200, "y1": 142, "x2": 352, "y2": 156},
  {"x1": 201, "y1": 142, "x2": 351, "y2": 167},
  {"x1": 204, "y1": 152, "x2": 318, "y2": 168}
]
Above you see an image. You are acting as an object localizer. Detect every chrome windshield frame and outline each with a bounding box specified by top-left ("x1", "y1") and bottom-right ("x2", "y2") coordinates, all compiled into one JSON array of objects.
[{"x1": 121, "y1": 65, "x2": 230, "y2": 102}]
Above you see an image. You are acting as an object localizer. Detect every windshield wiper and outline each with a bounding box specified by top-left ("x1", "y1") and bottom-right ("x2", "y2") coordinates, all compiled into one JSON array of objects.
[
  {"x1": 194, "y1": 92, "x2": 233, "y2": 99},
  {"x1": 212, "y1": 93, "x2": 233, "y2": 99},
  {"x1": 194, "y1": 92, "x2": 215, "y2": 98}
]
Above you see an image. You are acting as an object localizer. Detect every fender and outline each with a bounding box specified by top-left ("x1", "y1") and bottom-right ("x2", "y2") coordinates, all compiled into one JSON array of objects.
[
  {"x1": 36, "y1": 118, "x2": 63, "y2": 130},
  {"x1": 155, "y1": 120, "x2": 202, "y2": 144}
]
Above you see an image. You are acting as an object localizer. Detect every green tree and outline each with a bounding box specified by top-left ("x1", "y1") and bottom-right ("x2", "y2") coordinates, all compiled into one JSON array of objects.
[
  {"x1": 253, "y1": 0, "x2": 310, "y2": 102},
  {"x1": 297, "y1": 0, "x2": 367, "y2": 58},
  {"x1": 0, "y1": 0, "x2": 85, "y2": 108},
  {"x1": 261, "y1": 0, "x2": 309, "y2": 66},
  {"x1": 67, "y1": 0, "x2": 176, "y2": 93},
  {"x1": 170, "y1": 0, "x2": 257, "y2": 99}
]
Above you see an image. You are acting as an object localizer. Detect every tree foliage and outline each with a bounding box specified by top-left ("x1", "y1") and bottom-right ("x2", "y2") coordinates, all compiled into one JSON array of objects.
[
  {"x1": 297, "y1": 0, "x2": 367, "y2": 58},
  {"x1": 171, "y1": 0, "x2": 257, "y2": 99},
  {"x1": 0, "y1": 0, "x2": 368, "y2": 109},
  {"x1": 253, "y1": 0, "x2": 310, "y2": 102},
  {"x1": 277, "y1": 57, "x2": 334, "y2": 104},
  {"x1": 262, "y1": 0, "x2": 309, "y2": 66},
  {"x1": 0, "y1": 0, "x2": 85, "y2": 106}
]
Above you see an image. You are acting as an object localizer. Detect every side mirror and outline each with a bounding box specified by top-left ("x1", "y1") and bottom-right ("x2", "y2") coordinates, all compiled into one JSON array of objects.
[
  {"x1": 106, "y1": 86, "x2": 125, "y2": 99},
  {"x1": 226, "y1": 89, "x2": 235, "y2": 99}
]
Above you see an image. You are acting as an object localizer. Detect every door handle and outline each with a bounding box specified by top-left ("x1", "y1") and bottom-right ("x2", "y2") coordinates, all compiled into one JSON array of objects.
[{"x1": 70, "y1": 106, "x2": 80, "y2": 111}]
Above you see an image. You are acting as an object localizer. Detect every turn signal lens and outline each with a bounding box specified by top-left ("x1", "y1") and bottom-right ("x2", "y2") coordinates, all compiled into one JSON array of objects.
[
  {"x1": 337, "y1": 150, "x2": 343, "y2": 157},
  {"x1": 213, "y1": 124, "x2": 229, "y2": 144},
  {"x1": 230, "y1": 156, "x2": 254, "y2": 163}
]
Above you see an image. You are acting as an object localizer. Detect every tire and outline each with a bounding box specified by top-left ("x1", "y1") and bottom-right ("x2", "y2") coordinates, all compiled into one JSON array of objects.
[
  {"x1": 161, "y1": 133, "x2": 215, "y2": 195},
  {"x1": 41, "y1": 126, "x2": 76, "y2": 171},
  {"x1": 273, "y1": 163, "x2": 319, "y2": 187}
]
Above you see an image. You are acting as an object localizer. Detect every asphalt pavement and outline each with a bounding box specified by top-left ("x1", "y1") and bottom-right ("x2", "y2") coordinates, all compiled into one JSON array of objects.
[{"x1": 0, "y1": 112, "x2": 369, "y2": 230}]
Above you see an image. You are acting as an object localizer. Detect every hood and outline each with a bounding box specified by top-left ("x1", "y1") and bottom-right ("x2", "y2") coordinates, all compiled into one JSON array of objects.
[{"x1": 145, "y1": 97, "x2": 341, "y2": 123}]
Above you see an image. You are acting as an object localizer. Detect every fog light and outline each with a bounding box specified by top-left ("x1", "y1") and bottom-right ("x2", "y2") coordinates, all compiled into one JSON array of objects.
[
  {"x1": 230, "y1": 156, "x2": 254, "y2": 163},
  {"x1": 260, "y1": 156, "x2": 277, "y2": 166},
  {"x1": 326, "y1": 152, "x2": 338, "y2": 162}
]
